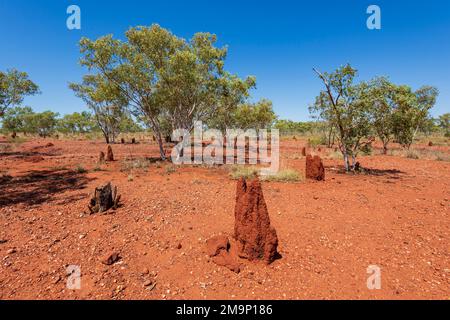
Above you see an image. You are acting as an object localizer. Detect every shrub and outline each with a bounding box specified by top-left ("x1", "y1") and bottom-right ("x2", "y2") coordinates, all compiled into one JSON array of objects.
[
  {"x1": 75, "y1": 164, "x2": 87, "y2": 173},
  {"x1": 229, "y1": 166, "x2": 259, "y2": 180},
  {"x1": 121, "y1": 158, "x2": 151, "y2": 172},
  {"x1": 0, "y1": 144, "x2": 12, "y2": 153},
  {"x1": 308, "y1": 136, "x2": 325, "y2": 148},
  {"x1": 230, "y1": 166, "x2": 301, "y2": 182},
  {"x1": 165, "y1": 165, "x2": 176, "y2": 174},
  {"x1": 406, "y1": 150, "x2": 420, "y2": 159},
  {"x1": 262, "y1": 169, "x2": 301, "y2": 182},
  {"x1": 92, "y1": 165, "x2": 104, "y2": 172}
]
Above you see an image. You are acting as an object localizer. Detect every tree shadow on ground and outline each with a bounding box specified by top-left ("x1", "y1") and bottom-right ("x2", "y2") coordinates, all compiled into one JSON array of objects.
[
  {"x1": 0, "y1": 148, "x2": 63, "y2": 159},
  {"x1": 144, "y1": 156, "x2": 168, "y2": 163},
  {"x1": 362, "y1": 168, "x2": 405, "y2": 177},
  {"x1": 0, "y1": 169, "x2": 95, "y2": 207},
  {"x1": 330, "y1": 165, "x2": 405, "y2": 178}
]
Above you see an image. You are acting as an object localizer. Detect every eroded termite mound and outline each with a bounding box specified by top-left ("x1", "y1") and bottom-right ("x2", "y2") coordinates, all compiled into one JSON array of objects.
[
  {"x1": 206, "y1": 235, "x2": 242, "y2": 273},
  {"x1": 88, "y1": 182, "x2": 121, "y2": 214}
]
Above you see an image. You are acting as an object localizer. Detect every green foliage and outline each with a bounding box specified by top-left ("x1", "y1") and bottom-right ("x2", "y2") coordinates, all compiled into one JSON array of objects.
[
  {"x1": 0, "y1": 69, "x2": 40, "y2": 117},
  {"x1": 75, "y1": 164, "x2": 88, "y2": 173},
  {"x1": 274, "y1": 120, "x2": 315, "y2": 134},
  {"x1": 307, "y1": 136, "x2": 326, "y2": 147},
  {"x1": 119, "y1": 114, "x2": 144, "y2": 133},
  {"x1": 363, "y1": 77, "x2": 397, "y2": 153},
  {"x1": 69, "y1": 75, "x2": 128, "y2": 143},
  {"x1": 310, "y1": 64, "x2": 372, "y2": 171},
  {"x1": 1, "y1": 106, "x2": 34, "y2": 134},
  {"x1": 229, "y1": 99, "x2": 277, "y2": 131},
  {"x1": 229, "y1": 166, "x2": 259, "y2": 180},
  {"x1": 73, "y1": 24, "x2": 258, "y2": 158},
  {"x1": 58, "y1": 111, "x2": 96, "y2": 134},
  {"x1": 261, "y1": 169, "x2": 301, "y2": 182},
  {"x1": 29, "y1": 111, "x2": 59, "y2": 138},
  {"x1": 437, "y1": 113, "x2": 450, "y2": 137},
  {"x1": 391, "y1": 85, "x2": 439, "y2": 149},
  {"x1": 311, "y1": 65, "x2": 439, "y2": 168},
  {"x1": 1, "y1": 106, "x2": 59, "y2": 137},
  {"x1": 229, "y1": 166, "x2": 300, "y2": 182},
  {"x1": 364, "y1": 78, "x2": 439, "y2": 150}
]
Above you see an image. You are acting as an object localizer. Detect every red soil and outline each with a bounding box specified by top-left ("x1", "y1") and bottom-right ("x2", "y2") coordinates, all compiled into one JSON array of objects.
[{"x1": 0, "y1": 138, "x2": 449, "y2": 300}]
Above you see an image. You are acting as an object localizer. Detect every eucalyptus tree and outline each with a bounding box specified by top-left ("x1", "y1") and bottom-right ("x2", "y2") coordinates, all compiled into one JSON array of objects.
[
  {"x1": 70, "y1": 75, "x2": 127, "y2": 144},
  {"x1": 0, "y1": 69, "x2": 40, "y2": 117},
  {"x1": 1, "y1": 106, "x2": 35, "y2": 135},
  {"x1": 362, "y1": 77, "x2": 398, "y2": 154},
  {"x1": 438, "y1": 113, "x2": 450, "y2": 137},
  {"x1": 391, "y1": 85, "x2": 438, "y2": 149},
  {"x1": 74, "y1": 24, "x2": 256, "y2": 159},
  {"x1": 29, "y1": 111, "x2": 59, "y2": 138},
  {"x1": 310, "y1": 64, "x2": 373, "y2": 171},
  {"x1": 58, "y1": 111, "x2": 95, "y2": 134}
]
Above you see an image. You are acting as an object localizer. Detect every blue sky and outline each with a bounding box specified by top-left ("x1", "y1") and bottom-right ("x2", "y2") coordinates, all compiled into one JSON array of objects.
[{"x1": 0, "y1": 0, "x2": 449, "y2": 120}]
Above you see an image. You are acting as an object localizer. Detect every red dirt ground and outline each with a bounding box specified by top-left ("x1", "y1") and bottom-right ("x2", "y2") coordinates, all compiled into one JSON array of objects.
[{"x1": 0, "y1": 138, "x2": 449, "y2": 300}]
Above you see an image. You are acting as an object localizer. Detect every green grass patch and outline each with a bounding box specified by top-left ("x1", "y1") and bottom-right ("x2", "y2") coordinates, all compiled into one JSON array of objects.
[
  {"x1": 229, "y1": 166, "x2": 301, "y2": 182},
  {"x1": 261, "y1": 169, "x2": 302, "y2": 182},
  {"x1": 75, "y1": 164, "x2": 88, "y2": 174},
  {"x1": 229, "y1": 166, "x2": 259, "y2": 180}
]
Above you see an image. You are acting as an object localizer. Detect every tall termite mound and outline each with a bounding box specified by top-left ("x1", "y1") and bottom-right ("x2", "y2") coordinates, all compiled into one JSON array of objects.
[
  {"x1": 234, "y1": 177, "x2": 279, "y2": 264},
  {"x1": 106, "y1": 145, "x2": 114, "y2": 161},
  {"x1": 301, "y1": 146, "x2": 307, "y2": 157},
  {"x1": 305, "y1": 154, "x2": 325, "y2": 181}
]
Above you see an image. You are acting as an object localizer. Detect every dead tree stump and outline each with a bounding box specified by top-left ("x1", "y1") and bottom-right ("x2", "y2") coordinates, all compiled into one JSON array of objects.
[
  {"x1": 11, "y1": 132, "x2": 17, "y2": 139},
  {"x1": 88, "y1": 182, "x2": 121, "y2": 214},
  {"x1": 106, "y1": 145, "x2": 114, "y2": 161}
]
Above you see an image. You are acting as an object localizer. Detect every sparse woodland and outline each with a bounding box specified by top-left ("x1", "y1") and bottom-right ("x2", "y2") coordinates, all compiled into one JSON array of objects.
[
  {"x1": 0, "y1": 23, "x2": 449, "y2": 301},
  {"x1": 0, "y1": 27, "x2": 447, "y2": 169}
]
